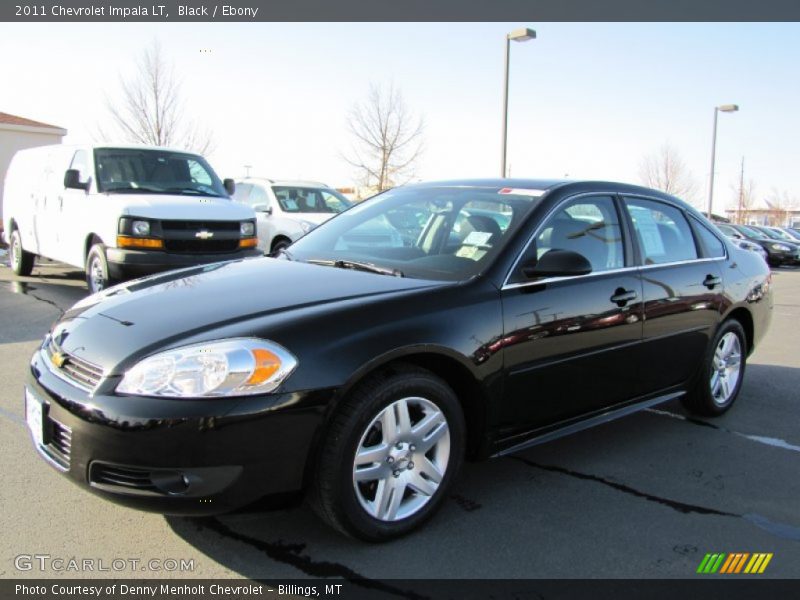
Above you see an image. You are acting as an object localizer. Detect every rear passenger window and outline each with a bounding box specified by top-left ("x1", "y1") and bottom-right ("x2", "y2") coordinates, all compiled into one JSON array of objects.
[
  {"x1": 624, "y1": 199, "x2": 698, "y2": 265},
  {"x1": 692, "y1": 218, "x2": 727, "y2": 258}
]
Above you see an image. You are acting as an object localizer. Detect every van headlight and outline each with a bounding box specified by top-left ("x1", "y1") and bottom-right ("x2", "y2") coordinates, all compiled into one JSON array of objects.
[
  {"x1": 240, "y1": 221, "x2": 255, "y2": 237},
  {"x1": 117, "y1": 338, "x2": 297, "y2": 398}
]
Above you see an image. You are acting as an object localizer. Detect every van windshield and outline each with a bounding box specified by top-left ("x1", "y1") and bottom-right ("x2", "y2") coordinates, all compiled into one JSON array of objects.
[{"x1": 94, "y1": 148, "x2": 228, "y2": 197}]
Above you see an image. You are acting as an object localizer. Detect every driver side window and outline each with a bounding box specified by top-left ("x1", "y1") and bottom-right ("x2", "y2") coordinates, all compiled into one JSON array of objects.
[{"x1": 520, "y1": 195, "x2": 625, "y2": 280}]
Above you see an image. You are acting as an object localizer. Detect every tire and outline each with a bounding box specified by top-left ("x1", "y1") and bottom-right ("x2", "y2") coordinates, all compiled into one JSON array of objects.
[
  {"x1": 309, "y1": 364, "x2": 465, "y2": 541},
  {"x1": 9, "y1": 229, "x2": 35, "y2": 276},
  {"x1": 682, "y1": 319, "x2": 747, "y2": 417},
  {"x1": 270, "y1": 238, "x2": 291, "y2": 255},
  {"x1": 85, "y1": 243, "x2": 117, "y2": 294}
]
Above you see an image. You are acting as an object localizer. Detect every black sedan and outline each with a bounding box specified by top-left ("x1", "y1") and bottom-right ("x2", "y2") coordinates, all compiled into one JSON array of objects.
[
  {"x1": 726, "y1": 223, "x2": 800, "y2": 266},
  {"x1": 24, "y1": 179, "x2": 772, "y2": 541}
]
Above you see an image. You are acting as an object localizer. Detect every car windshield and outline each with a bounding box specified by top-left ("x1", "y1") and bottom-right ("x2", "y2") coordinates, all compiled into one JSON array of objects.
[
  {"x1": 287, "y1": 186, "x2": 544, "y2": 281},
  {"x1": 94, "y1": 148, "x2": 228, "y2": 197},
  {"x1": 737, "y1": 225, "x2": 766, "y2": 239},
  {"x1": 766, "y1": 228, "x2": 795, "y2": 241},
  {"x1": 273, "y1": 186, "x2": 353, "y2": 213}
]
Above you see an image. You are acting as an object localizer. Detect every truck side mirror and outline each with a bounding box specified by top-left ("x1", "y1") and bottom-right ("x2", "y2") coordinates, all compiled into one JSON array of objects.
[
  {"x1": 223, "y1": 178, "x2": 236, "y2": 196},
  {"x1": 64, "y1": 169, "x2": 89, "y2": 191}
]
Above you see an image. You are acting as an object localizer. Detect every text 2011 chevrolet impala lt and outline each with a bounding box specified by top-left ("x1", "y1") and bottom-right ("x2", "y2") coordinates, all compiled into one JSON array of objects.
[{"x1": 25, "y1": 180, "x2": 772, "y2": 540}]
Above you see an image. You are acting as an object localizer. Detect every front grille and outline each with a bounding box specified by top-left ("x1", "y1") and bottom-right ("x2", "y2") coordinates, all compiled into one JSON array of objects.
[
  {"x1": 161, "y1": 220, "x2": 240, "y2": 232},
  {"x1": 45, "y1": 338, "x2": 104, "y2": 391},
  {"x1": 44, "y1": 419, "x2": 72, "y2": 469},
  {"x1": 163, "y1": 239, "x2": 240, "y2": 253},
  {"x1": 90, "y1": 463, "x2": 160, "y2": 495}
]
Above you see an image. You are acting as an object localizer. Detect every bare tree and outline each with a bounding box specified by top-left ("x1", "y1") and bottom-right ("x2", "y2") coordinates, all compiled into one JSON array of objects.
[
  {"x1": 638, "y1": 143, "x2": 699, "y2": 206},
  {"x1": 101, "y1": 40, "x2": 214, "y2": 154},
  {"x1": 345, "y1": 83, "x2": 424, "y2": 192},
  {"x1": 764, "y1": 189, "x2": 799, "y2": 226},
  {"x1": 731, "y1": 178, "x2": 758, "y2": 224}
]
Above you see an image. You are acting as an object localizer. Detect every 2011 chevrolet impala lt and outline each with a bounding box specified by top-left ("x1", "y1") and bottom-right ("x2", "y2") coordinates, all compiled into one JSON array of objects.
[{"x1": 25, "y1": 179, "x2": 772, "y2": 540}]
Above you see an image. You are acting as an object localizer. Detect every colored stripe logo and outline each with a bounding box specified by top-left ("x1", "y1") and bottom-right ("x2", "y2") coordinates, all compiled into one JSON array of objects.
[{"x1": 696, "y1": 552, "x2": 773, "y2": 574}]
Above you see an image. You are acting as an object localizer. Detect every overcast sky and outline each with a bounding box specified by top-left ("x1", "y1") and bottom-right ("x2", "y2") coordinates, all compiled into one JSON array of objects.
[{"x1": 1, "y1": 22, "x2": 797, "y2": 214}]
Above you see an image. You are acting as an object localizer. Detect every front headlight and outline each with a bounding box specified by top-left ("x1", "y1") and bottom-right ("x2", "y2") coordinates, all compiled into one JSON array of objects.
[
  {"x1": 240, "y1": 221, "x2": 255, "y2": 237},
  {"x1": 117, "y1": 338, "x2": 297, "y2": 398},
  {"x1": 299, "y1": 220, "x2": 315, "y2": 234},
  {"x1": 771, "y1": 243, "x2": 791, "y2": 252},
  {"x1": 132, "y1": 220, "x2": 150, "y2": 236}
]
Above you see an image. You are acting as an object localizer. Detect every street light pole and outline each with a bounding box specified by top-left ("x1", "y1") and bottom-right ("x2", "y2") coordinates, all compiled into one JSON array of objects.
[
  {"x1": 706, "y1": 104, "x2": 739, "y2": 219},
  {"x1": 500, "y1": 27, "x2": 536, "y2": 178}
]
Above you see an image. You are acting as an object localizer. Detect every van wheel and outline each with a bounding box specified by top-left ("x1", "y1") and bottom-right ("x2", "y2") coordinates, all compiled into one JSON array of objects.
[
  {"x1": 271, "y1": 238, "x2": 291, "y2": 255},
  {"x1": 86, "y1": 244, "x2": 116, "y2": 294},
  {"x1": 310, "y1": 365, "x2": 465, "y2": 541},
  {"x1": 10, "y1": 229, "x2": 35, "y2": 276}
]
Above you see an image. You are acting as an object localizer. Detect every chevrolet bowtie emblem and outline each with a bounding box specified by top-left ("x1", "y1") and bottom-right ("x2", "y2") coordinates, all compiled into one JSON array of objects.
[
  {"x1": 51, "y1": 352, "x2": 67, "y2": 368},
  {"x1": 195, "y1": 230, "x2": 214, "y2": 240}
]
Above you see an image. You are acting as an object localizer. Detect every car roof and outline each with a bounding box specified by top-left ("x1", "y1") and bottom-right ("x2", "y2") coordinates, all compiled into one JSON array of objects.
[{"x1": 236, "y1": 177, "x2": 330, "y2": 188}]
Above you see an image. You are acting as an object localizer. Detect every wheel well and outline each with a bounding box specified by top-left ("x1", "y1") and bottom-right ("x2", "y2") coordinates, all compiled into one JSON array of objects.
[
  {"x1": 337, "y1": 353, "x2": 488, "y2": 460},
  {"x1": 271, "y1": 235, "x2": 292, "y2": 251},
  {"x1": 727, "y1": 307, "x2": 754, "y2": 355},
  {"x1": 85, "y1": 234, "x2": 103, "y2": 261}
]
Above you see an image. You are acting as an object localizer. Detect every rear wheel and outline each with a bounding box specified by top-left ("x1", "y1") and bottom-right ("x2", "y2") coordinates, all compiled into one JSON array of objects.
[
  {"x1": 9, "y1": 229, "x2": 34, "y2": 276},
  {"x1": 682, "y1": 319, "x2": 746, "y2": 417},
  {"x1": 310, "y1": 365, "x2": 465, "y2": 541},
  {"x1": 85, "y1": 244, "x2": 117, "y2": 294}
]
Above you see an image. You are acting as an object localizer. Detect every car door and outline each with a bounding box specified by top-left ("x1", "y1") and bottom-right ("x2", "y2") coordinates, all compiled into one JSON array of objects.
[
  {"x1": 248, "y1": 183, "x2": 276, "y2": 252},
  {"x1": 55, "y1": 149, "x2": 92, "y2": 266},
  {"x1": 621, "y1": 196, "x2": 725, "y2": 393},
  {"x1": 499, "y1": 194, "x2": 644, "y2": 436}
]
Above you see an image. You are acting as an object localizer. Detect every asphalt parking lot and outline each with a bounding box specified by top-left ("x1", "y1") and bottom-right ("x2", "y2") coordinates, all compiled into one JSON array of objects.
[{"x1": 1, "y1": 256, "x2": 798, "y2": 584}]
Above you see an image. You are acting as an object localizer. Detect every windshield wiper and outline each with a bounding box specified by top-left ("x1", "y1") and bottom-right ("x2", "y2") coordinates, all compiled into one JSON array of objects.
[
  {"x1": 103, "y1": 185, "x2": 163, "y2": 194},
  {"x1": 307, "y1": 258, "x2": 404, "y2": 277},
  {"x1": 165, "y1": 187, "x2": 226, "y2": 198}
]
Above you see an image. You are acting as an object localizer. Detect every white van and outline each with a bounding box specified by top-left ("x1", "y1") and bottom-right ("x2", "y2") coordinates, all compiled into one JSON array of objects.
[
  {"x1": 2, "y1": 145, "x2": 259, "y2": 293},
  {"x1": 231, "y1": 178, "x2": 352, "y2": 254}
]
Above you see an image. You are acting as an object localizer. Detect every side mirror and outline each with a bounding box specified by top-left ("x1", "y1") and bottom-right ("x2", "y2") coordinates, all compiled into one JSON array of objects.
[
  {"x1": 252, "y1": 203, "x2": 272, "y2": 215},
  {"x1": 522, "y1": 249, "x2": 592, "y2": 279},
  {"x1": 64, "y1": 169, "x2": 89, "y2": 191},
  {"x1": 223, "y1": 178, "x2": 236, "y2": 196}
]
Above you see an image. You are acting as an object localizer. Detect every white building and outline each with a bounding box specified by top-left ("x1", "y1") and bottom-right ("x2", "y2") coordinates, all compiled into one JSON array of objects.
[{"x1": 0, "y1": 112, "x2": 67, "y2": 234}]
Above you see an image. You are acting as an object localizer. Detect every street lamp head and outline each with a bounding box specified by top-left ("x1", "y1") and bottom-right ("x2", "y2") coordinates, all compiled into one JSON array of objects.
[
  {"x1": 718, "y1": 104, "x2": 739, "y2": 112},
  {"x1": 508, "y1": 28, "x2": 536, "y2": 42}
]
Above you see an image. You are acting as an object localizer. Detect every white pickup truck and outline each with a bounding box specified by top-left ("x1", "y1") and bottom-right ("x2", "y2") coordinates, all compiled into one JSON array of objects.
[{"x1": 3, "y1": 145, "x2": 259, "y2": 293}]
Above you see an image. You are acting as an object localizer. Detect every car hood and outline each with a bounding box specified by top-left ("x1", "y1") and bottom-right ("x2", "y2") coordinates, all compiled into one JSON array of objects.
[
  {"x1": 115, "y1": 193, "x2": 255, "y2": 220},
  {"x1": 53, "y1": 258, "x2": 444, "y2": 372}
]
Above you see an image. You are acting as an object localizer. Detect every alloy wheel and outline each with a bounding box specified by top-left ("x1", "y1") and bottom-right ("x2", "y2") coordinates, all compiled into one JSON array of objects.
[
  {"x1": 710, "y1": 332, "x2": 742, "y2": 405},
  {"x1": 352, "y1": 397, "x2": 450, "y2": 522}
]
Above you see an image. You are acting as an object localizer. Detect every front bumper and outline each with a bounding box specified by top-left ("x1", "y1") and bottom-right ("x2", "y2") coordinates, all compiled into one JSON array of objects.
[
  {"x1": 105, "y1": 247, "x2": 262, "y2": 279},
  {"x1": 26, "y1": 347, "x2": 332, "y2": 516}
]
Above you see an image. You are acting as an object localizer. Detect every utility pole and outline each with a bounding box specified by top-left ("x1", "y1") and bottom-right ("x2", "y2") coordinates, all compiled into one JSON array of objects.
[{"x1": 737, "y1": 157, "x2": 745, "y2": 224}]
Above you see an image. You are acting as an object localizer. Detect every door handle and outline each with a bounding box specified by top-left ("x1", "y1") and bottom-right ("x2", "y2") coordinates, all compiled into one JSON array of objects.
[
  {"x1": 703, "y1": 274, "x2": 722, "y2": 289},
  {"x1": 610, "y1": 288, "x2": 638, "y2": 307}
]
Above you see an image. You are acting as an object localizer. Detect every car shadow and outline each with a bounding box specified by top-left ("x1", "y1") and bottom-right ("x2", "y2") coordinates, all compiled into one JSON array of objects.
[{"x1": 164, "y1": 363, "x2": 800, "y2": 580}]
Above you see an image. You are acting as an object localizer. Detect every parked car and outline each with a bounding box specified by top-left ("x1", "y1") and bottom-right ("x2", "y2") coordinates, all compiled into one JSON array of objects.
[
  {"x1": 726, "y1": 224, "x2": 800, "y2": 267},
  {"x1": 232, "y1": 178, "x2": 352, "y2": 254},
  {"x1": 753, "y1": 224, "x2": 800, "y2": 246},
  {"x1": 778, "y1": 227, "x2": 800, "y2": 242},
  {"x1": 25, "y1": 179, "x2": 772, "y2": 541},
  {"x1": 2, "y1": 145, "x2": 258, "y2": 293},
  {"x1": 715, "y1": 224, "x2": 768, "y2": 262}
]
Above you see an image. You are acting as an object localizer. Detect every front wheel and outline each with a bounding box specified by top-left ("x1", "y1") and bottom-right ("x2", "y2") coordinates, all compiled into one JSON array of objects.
[
  {"x1": 682, "y1": 319, "x2": 747, "y2": 417},
  {"x1": 85, "y1": 244, "x2": 117, "y2": 294},
  {"x1": 310, "y1": 365, "x2": 465, "y2": 541},
  {"x1": 9, "y1": 229, "x2": 35, "y2": 276}
]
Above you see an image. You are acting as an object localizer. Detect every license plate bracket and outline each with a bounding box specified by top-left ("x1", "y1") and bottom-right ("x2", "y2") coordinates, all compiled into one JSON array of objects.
[{"x1": 25, "y1": 387, "x2": 45, "y2": 448}]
